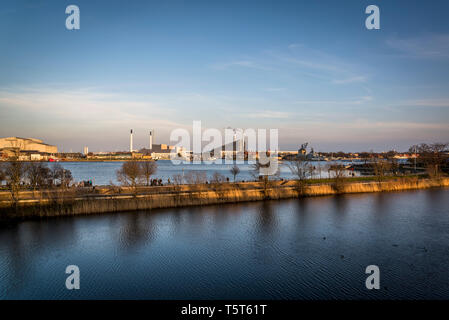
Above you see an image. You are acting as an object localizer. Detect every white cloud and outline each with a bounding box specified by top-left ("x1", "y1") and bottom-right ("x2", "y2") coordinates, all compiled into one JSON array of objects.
[{"x1": 0, "y1": 87, "x2": 186, "y2": 129}]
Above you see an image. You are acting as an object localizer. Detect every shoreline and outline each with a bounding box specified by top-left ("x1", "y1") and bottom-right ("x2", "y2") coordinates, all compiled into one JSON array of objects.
[{"x1": 1, "y1": 177, "x2": 448, "y2": 221}]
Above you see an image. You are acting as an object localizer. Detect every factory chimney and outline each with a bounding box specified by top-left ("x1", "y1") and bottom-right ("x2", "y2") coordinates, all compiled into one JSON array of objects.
[
  {"x1": 130, "y1": 129, "x2": 133, "y2": 152},
  {"x1": 149, "y1": 129, "x2": 153, "y2": 150}
]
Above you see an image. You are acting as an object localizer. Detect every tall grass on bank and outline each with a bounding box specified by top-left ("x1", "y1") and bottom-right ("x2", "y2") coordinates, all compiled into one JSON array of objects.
[{"x1": 0, "y1": 177, "x2": 448, "y2": 220}]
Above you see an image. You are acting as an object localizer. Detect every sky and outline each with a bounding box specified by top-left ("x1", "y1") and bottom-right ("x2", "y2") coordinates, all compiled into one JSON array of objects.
[{"x1": 0, "y1": 0, "x2": 448, "y2": 152}]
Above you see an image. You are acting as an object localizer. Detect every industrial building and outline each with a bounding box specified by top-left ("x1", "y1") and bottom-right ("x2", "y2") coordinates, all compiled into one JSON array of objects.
[
  {"x1": 135, "y1": 129, "x2": 188, "y2": 160},
  {"x1": 0, "y1": 137, "x2": 58, "y2": 160},
  {"x1": 140, "y1": 144, "x2": 187, "y2": 160}
]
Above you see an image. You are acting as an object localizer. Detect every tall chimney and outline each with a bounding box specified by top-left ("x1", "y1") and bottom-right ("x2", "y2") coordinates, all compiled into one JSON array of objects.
[
  {"x1": 130, "y1": 129, "x2": 133, "y2": 152},
  {"x1": 149, "y1": 130, "x2": 153, "y2": 150}
]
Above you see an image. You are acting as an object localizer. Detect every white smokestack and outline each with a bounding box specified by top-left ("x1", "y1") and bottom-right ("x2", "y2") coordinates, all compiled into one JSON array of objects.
[
  {"x1": 130, "y1": 129, "x2": 133, "y2": 152},
  {"x1": 149, "y1": 130, "x2": 153, "y2": 150}
]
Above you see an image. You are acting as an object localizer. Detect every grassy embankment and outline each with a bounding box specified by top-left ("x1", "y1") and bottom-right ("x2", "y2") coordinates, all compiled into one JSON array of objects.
[{"x1": 0, "y1": 175, "x2": 448, "y2": 220}]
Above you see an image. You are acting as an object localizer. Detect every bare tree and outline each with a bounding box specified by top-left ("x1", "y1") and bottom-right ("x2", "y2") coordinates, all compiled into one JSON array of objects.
[
  {"x1": 116, "y1": 161, "x2": 142, "y2": 193},
  {"x1": 307, "y1": 164, "x2": 315, "y2": 180},
  {"x1": 172, "y1": 174, "x2": 184, "y2": 185},
  {"x1": 287, "y1": 158, "x2": 309, "y2": 196},
  {"x1": 328, "y1": 164, "x2": 347, "y2": 193},
  {"x1": 230, "y1": 165, "x2": 240, "y2": 182},
  {"x1": 0, "y1": 163, "x2": 5, "y2": 187},
  {"x1": 184, "y1": 171, "x2": 195, "y2": 184},
  {"x1": 184, "y1": 171, "x2": 207, "y2": 184},
  {"x1": 50, "y1": 163, "x2": 62, "y2": 186},
  {"x1": 211, "y1": 172, "x2": 226, "y2": 184},
  {"x1": 50, "y1": 163, "x2": 73, "y2": 188},
  {"x1": 4, "y1": 161, "x2": 27, "y2": 204},
  {"x1": 60, "y1": 168, "x2": 73, "y2": 188},
  {"x1": 251, "y1": 161, "x2": 278, "y2": 199},
  {"x1": 140, "y1": 161, "x2": 157, "y2": 186},
  {"x1": 317, "y1": 161, "x2": 323, "y2": 179},
  {"x1": 371, "y1": 159, "x2": 392, "y2": 183},
  {"x1": 27, "y1": 162, "x2": 51, "y2": 190},
  {"x1": 194, "y1": 171, "x2": 208, "y2": 184},
  {"x1": 170, "y1": 174, "x2": 184, "y2": 201},
  {"x1": 388, "y1": 157, "x2": 400, "y2": 176},
  {"x1": 409, "y1": 143, "x2": 448, "y2": 178},
  {"x1": 210, "y1": 172, "x2": 228, "y2": 201}
]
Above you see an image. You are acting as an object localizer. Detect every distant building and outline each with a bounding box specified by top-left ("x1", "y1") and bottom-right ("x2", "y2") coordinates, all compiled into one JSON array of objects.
[
  {"x1": 140, "y1": 144, "x2": 187, "y2": 160},
  {"x1": 0, "y1": 137, "x2": 57, "y2": 160},
  {"x1": 132, "y1": 152, "x2": 143, "y2": 159},
  {"x1": 298, "y1": 143, "x2": 308, "y2": 156},
  {"x1": 83, "y1": 146, "x2": 89, "y2": 155},
  {"x1": 91, "y1": 152, "x2": 133, "y2": 160},
  {"x1": 217, "y1": 140, "x2": 245, "y2": 159},
  {"x1": 0, "y1": 137, "x2": 58, "y2": 154}
]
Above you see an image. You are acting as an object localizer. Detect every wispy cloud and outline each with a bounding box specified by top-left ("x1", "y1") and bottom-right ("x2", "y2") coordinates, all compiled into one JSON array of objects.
[
  {"x1": 271, "y1": 54, "x2": 343, "y2": 73},
  {"x1": 342, "y1": 120, "x2": 449, "y2": 131},
  {"x1": 213, "y1": 44, "x2": 368, "y2": 86},
  {"x1": 386, "y1": 34, "x2": 449, "y2": 59},
  {"x1": 390, "y1": 98, "x2": 449, "y2": 108},
  {"x1": 294, "y1": 96, "x2": 372, "y2": 106},
  {"x1": 264, "y1": 87, "x2": 286, "y2": 92},
  {"x1": 0, "y1": 87, "x2": 182, "y2": 128},
  {"x1": 332, "y1": 76, "x2": 366, "y2": 85},
  {"x1": 211, "y1": 60, "x2": 273, "y2": 71},
  {"x1": 243, "y1": 110, "x2": 290, "y2": 119}
]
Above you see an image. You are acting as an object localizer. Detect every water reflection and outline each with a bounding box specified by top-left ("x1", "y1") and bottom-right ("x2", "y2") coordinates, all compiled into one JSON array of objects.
[
  {"x1": 293, "y1": 197, "x2": 312, "y2": 229},
  {"x1": 1, "y1": 188, "x2": 449, "y2": 299},
  {"x1": 332, "y1": 195, "x2": 347, "y2": 216},
  {"x1": 0, "y1": 219, "x2": 78, "y2": 295},
  {"x1": 425, "y1": 187, "x2": 446, "y2": 209},
  {"x1": 255, "y1": 201, "x2": 277, "y2": 236},
  {"x1": 118, "y1": 213, "x2": 156, "y2": 251},
  {"x1": 373, "y1": 192, "x2": 388, "y2": 214}
]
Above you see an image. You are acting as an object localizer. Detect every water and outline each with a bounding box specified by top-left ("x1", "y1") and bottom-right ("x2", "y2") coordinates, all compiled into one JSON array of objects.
[
  {"x1": 1, "y1": 188, "x2": 448, "y2": 299},
  {"x1": 43, "y1": 160, "x2": 356, "y2": 185}
]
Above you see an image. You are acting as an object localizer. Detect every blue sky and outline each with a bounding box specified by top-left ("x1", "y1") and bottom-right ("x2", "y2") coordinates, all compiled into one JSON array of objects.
[{"x1": 1, "y1": 0, "x2": 448, "y2": 152}]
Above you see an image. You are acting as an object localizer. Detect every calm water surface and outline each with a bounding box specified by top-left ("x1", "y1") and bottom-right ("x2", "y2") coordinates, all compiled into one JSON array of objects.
[
  {"x1": 45, "y1": 160, "x2": 355, "y2": 185},
  {"x1": 1, "y1": 188, "x2": 448, "y2": 299}
]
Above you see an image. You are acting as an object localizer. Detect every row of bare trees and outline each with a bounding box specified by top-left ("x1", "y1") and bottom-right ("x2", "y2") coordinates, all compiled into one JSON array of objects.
[
  {"x1": 112, "y1": 143, "x2": 447, "y2": 198},
  {"x1": 0, "y1": 162, "x2": 73, "y2": 204},
  {"x1": 116, "y1": 162, "x2": 243, "y2": 189},
  {"x1": 116, "y1": 161, "x2": 158, "y2": 189},
  {"x1": 115, "y1": 162, "x2": 244, "y2": 200},
  {"x1": 286, "y1": 157, "x2": 350, "y2": 195},
  {"x1": 409, "y1": 143, "x2": 448, "y2": 178}
]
